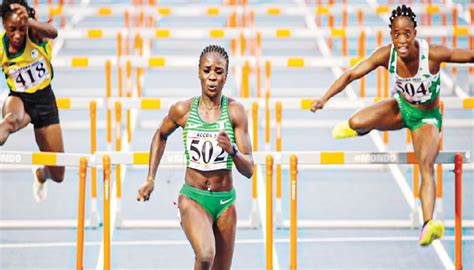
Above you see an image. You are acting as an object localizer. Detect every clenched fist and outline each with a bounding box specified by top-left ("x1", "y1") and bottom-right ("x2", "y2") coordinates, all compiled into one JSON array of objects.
[
  {"x1": 309, "y1": 97, "x2": 326, "y2": 113},
  {"x1": 137, "y1": 179, "x2": 155, "y2": 202}
]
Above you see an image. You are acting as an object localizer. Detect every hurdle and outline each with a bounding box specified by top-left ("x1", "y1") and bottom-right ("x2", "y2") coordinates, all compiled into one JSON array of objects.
[
  {"x1": 261, "y1": 151, "x2": 469, "y2": 270},
  {"x1": 94, "y1": 151, "x2": 257, "y2": 229},
  {"x1": 32, "y1": 3, "x2": 461, "y2": 19},
  {"x1": 0, "y1": 152, "x2": 91, "y2": 229},
  {"x1": 32, "y1": 149, "x2": 465, "y2": 232},
  {"x1": 259, "y1": 150, "x2": 472, "y2": 228},
  {"x1": 0, "y1": 152, "x2": 89, "y2": 267}
]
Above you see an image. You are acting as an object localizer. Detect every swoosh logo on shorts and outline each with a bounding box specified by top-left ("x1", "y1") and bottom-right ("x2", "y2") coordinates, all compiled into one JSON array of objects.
[{"x1": 220, "y1": 198, "x2": 232, "y2": 205}]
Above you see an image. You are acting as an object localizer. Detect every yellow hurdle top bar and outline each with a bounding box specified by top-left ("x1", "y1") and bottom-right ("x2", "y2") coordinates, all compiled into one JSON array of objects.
[
  {"x1": 1, "y1": 97, "x2": 472, "y2": 111},
  {"x1": 34, "y1": 4, "x2": 465, "y2": 17},
  {"x1": 0, "y1": 151, "x2": 471, "y2": 166},
  {"x1": 53, "y1": 55, "x2": 474, "y2": 69},
  {"x1": 59, "y1": 26, "x2": 472, "y2": 40}
]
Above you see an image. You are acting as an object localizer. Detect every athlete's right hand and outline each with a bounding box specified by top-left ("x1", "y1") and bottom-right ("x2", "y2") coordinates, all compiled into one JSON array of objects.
[
  {"x1": 310, "y1": 97, "x2": 326, "y2": 113},
  {"x1": 137, "y1": 180, "x2": 154, "y2": 202},
  {"x1": 10, "y1": 4, "x2": 29, "y2": 25}
]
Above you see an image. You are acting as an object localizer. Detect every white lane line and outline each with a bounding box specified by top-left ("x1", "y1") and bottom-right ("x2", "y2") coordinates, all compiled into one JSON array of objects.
[{"x1": 2, "y1": 235, "x2": 473, "y2": 248}]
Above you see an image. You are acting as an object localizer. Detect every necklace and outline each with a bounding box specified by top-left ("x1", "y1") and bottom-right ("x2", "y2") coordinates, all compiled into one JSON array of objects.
[{"x1": 200, "y1": 101, "x2": 221, "y2": 110}]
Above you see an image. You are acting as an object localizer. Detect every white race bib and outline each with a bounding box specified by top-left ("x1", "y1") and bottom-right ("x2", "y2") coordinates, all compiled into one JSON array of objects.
[
  {"x1": 186, "y1": 130, "x2": 229, "y2": 171},
  {"x1": 394, "y1": 78, "x2": 432, "y2": 103},
  {"x1": 10, "y1": 57, "x2": 50, "y2": 92}
]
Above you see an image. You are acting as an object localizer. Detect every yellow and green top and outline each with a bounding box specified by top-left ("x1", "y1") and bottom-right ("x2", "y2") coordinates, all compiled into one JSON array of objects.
[{"x1": 0, "y1": 31, "x2": 53, "y2": 93}]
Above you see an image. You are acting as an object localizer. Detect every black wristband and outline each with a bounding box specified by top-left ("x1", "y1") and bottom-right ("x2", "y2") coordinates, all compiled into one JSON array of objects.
[{"x1": 230, "y1": 143, "x2": 238, "y2": 157}]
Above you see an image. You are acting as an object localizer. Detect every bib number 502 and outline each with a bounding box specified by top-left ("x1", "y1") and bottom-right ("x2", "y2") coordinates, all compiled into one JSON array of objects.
[{"x1": 190, "y1": 139, "x2": 226, "y2": 164}]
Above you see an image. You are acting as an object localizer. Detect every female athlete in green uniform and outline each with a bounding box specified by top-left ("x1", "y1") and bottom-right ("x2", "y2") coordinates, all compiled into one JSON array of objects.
[
  {"x1": 310, "y1": 5, "x2": 473, "y2": 246},
  {"x1": 137, "y1": 45, "x2": 254, "y2": 269},
  {"x1": 0, "y1": 0, "x2": 63, "y2": 202}
]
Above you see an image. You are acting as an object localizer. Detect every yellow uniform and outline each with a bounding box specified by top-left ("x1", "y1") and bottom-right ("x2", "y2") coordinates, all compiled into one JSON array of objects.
[{"x1": 0, "y1": 31, "x2": 53, "y2": 93}]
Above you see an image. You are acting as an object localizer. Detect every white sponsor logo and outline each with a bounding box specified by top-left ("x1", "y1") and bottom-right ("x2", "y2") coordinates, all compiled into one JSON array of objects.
[
  {"x1": 354, "y1": 153, "x2": 397, "y2": 164},
  {"x1": 0, "y1": 154, "x2": 22, "y2": 163},
  {"x1": 30, "y1": 49, "x2": 39, "y2": 59},
  {"x1": 220, "y1": 198, "x2": 232, "y2": 205},
  {"x1": 422, "y1": 118, "x2": 438, "y2": 126}
]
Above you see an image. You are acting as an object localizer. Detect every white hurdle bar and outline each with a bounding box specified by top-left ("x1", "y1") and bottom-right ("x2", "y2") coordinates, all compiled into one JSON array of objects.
[
  {"x1": 57, "y1": 25, "x2": 473, "y2": 40},
  {"x1": 35, "y1": 3, "x2": 469, "y2": 18},
  {"x1": 0, "y1": 151, "x2": 471, "y2": 229},
  {"x1": 0, "y1": 96, "x2": 471, "y2": 112},
  {"x1": 106, "y1": 96, "x2": 474, "y2": 110},
  {"x1": 52, "y1": 55, "x2": 474, "y2": 69}
]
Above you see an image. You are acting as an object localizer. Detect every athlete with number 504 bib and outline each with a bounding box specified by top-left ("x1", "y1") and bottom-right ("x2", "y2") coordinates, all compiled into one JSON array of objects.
[
  {"x1": 137, "y1": 45, "x2": 254, "y2": 270},
  {"x1": 310, "y1": 5, "x2": 473, "y2": 247},
  {"x1": 0, "y1": 0, "x2": 64, "y2": 203}
]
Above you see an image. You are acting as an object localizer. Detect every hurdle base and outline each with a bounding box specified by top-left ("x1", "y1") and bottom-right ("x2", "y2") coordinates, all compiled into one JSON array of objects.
[
  {"x1": 118, "y1": 219, "x2": 255, "y2": 229},
  {"x1": 0, "y1": 219, "x2": 95, "y2": 229},
  {"x1": 281, "y1": 219, "x2": 474, "y2": 229},
  {"x1": 1, "y1": 219, "x2": 471, "y2": 230}
]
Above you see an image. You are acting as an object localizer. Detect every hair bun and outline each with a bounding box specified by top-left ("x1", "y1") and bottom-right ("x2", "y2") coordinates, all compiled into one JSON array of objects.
[{"x1": 27, "y1": 7, "x2": 36, "y2": 18}]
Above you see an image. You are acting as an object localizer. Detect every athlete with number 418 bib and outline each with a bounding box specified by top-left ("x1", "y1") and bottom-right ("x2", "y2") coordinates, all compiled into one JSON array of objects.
[
  {"x1": 0, "y1": 0, "x2": 64, "y2": 203},
  {"x1": 137, "y1": 45, "x2": 254, "y2": 270},
  {"x1": 310, "y1": 5, "x2": 473, "y2": 247}
]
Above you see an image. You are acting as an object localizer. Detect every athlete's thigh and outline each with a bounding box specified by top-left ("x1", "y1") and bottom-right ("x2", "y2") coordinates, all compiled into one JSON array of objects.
[
  {"x1": 411, "y1": 124, "x2": 440, "y2": 163},
  {"x1": 212, "y1": 204, "x2": 237, "y2": 270},
  {"x1": 34, "y1": 123, "x2": 64, "y2": 152},
  {"x1": 2, "y1": 96, "x2": 31, "y2": 128},
  {"x1": 351, "y1": 98, "x2": 403, "y2": 131},
  {"x1": 178, "y1": 195, "x2": 215, "y2": 255}
]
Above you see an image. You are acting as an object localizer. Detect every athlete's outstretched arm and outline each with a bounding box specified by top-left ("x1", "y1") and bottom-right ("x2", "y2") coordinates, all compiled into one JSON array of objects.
[
  {"x1": 137, "y1": 102, "x2": 185, "y2": 201},
  {"x1": 10, "y1": 4, "x2": 57, "y2": 40},
  {"x1": 430, "y1": 44, "x2": 474, "y2": 64},
  {"x1": 220, "y1": 101, "x2": 254, "y2": 178},
  {"x1": 310, "y1": 45, "x2": 391, "y2": 112}
]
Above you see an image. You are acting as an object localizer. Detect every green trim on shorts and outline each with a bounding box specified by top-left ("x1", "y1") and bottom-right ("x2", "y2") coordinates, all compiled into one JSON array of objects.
[
  {"x1": 179, "y1": 183, "x2": 236, "y2": 222},
  {"x1": 395, "y1": 93, "x2": 442, "y2": 132}
]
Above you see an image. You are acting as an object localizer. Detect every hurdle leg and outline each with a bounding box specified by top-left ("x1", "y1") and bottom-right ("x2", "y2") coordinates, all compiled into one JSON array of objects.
[
  {"x1": 76, "y1": 157, "x2": 88, "y2": 270},
  {"x1": 454, "y1": 153, "x2": 462, "y2": 270}
]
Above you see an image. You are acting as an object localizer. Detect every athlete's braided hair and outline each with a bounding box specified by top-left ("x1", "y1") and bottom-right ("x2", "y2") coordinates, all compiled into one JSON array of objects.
[
  {"x1": 389, "y1": 5, "x2": 417, "y2": 29},
  {"x1": 1, "y1": 0, "x2": 36, "y2": 20},
  {"x1": 199, "y1": 45, "x2": 229, "y2": 75}
]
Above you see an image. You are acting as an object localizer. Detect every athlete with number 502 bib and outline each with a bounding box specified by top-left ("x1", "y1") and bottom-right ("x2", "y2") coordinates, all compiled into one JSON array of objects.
[
  {"x1": 310, "y1": 5, "x2": 473, "y2": 246},
  {"x1": 137, "y1": 45, "x2": 254, "y2": 270},
  {"x1": 0, "y1": 0, "x2": 64, "y2": 203}
]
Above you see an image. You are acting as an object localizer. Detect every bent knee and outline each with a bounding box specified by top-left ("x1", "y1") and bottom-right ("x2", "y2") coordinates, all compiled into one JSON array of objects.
[
  {"x1": 4, "y1": 113, "x2": 19, "y2": 131},
  {"x1": 348, "y1": 116, "x2": 366, "y2": 132}
]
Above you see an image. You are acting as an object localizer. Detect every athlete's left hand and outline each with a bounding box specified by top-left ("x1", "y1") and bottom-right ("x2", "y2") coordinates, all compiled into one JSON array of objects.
[
  {"x1": 217, "y1": 130, "x2": 233, "y2": 155},
  {"x1": 10, "y1": 4, "x2": 29, "y2": 25}
]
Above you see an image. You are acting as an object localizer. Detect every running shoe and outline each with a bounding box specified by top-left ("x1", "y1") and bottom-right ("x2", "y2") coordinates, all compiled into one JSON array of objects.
[
  {"x1": 32, "y1": 166, "x2": 47, "y2": 203},
  {"x1": 419, "y1": 220, "x2": 444, "y2": 246}
]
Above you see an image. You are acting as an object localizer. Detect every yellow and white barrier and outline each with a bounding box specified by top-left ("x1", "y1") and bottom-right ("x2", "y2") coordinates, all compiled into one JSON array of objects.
[
  {"x1": 57, "y1": 26, "x2": 473, "y2": 40},
  {"x1": 34, "y1": 4, "x2": 470, "y2": 18},
  {"x1": 2, "y1": 150, "x2": 469, "y2": 166},
  {"x1": 52, "y1": 55, "x2": 474, "y2": 69}
]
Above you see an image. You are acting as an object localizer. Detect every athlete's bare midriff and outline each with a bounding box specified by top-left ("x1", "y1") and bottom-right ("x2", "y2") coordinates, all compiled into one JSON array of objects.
[{"x1": 185, "y1": 167, "x2": 233, "y2": 192}]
